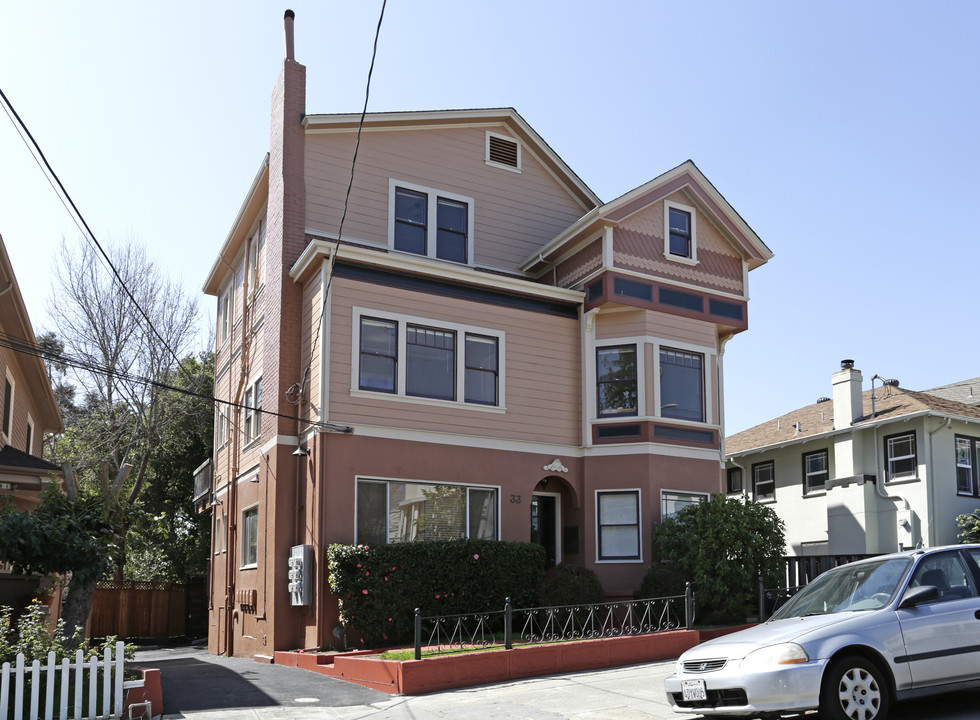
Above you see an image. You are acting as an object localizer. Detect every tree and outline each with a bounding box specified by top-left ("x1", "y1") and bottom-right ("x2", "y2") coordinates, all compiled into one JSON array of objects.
[
  {"x1": 652, "y1": 494, "x2": 785, "y2": 623},
  {"x1": 956, "y1": 510, "x2": 980, "y2": 543},
  {"x1": 43, "y1": 238, "x2": 204, "y2": 634}
]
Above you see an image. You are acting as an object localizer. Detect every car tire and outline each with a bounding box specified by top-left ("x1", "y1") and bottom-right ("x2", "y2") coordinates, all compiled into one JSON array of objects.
[{"x1": 820, "y1": 655, "x2": 890, "y2": 720}]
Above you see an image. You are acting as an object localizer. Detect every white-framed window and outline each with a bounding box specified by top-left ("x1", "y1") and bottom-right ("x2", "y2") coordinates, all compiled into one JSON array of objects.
[
  {"x1": 353, "y1": 308, "x2": 503, "y2": 408},
  {"x1": 753, "y1": 461, "x2": 775, "y2": 502},
  {"x1": 596, "y1": 490, "x2": 641, "y2": 562},
  {"x1": 219, "y1": 291, "x2": 230, "y2": 345},
  {"x1": 214, "y1": 512, "x2": 226, "y2": 555},
  {"x1": 243, "y1": 376, "x2": 263, "y2": 446},
  {"x1": 485, "y1": 131, "x2": 521, "y2": 172},
  {"x1": 388, "y1": 179, "x2": 475, "y2": 265},
  {"x1": 1, "y1": 370, "x2": 13, "y2": 440},
  {"x1": 661, "y1": 490, "x2": 707, "y2": 520},
  {"x1": 247, "y1": 217, "x2": 265, "y2": 296},
  {"x1": 663, "y1": 200, "x2": 698, "y2": 264},
  {"x1": 885, "y1": 431, "x2": 917, "y2": 482},
  {"x1": 241, "y1": 505, "x2": 258, "y2": 567},
  {"x1": 216, "y1": 410, "x2": 228, "y2": 449},
  {"x1": 596, "y1": 344, "x2": 638, "y2": 418},
  {"x1": 234, "y1": 266, "x2": 244, "y2": 324},
  {"x1": 355, "y1": 478, "x2": 499, "y2": 545},
  {"x1": 956, "y1": 435, "x2": 980, "y2": 497},
  {"x1": 803, "y1": 449, "x2": 829, "y2": 495},
  {"x1": 659, "y1": 347, "x2": 704, "y2": 422},
  {"x1": 25, "y1": 413, "x2": 34, "y2": 455}
]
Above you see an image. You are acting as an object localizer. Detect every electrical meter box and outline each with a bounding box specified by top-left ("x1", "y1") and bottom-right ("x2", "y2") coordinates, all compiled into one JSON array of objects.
[{"x1": 288, "y1": 544, "x2": 313, "y2": 606}]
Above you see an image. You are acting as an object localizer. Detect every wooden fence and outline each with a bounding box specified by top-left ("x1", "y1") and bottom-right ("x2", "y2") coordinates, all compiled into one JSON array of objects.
[
  {"x1": 89, "y1": 581, "x2": 185, "y2": 640},
  {"x1": 0, "y1": 641, "x2": 130, "y2": 719}
]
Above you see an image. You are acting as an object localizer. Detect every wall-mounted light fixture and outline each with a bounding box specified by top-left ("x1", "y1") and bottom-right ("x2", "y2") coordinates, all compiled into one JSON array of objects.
[{"x1": 292, "y1": 446, "x2": 309, "y2": 457}]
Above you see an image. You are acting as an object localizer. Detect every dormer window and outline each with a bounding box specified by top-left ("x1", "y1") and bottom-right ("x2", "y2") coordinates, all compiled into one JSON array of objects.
[
  {"x1": 390, "y1": 180, "x2": 474, "y2": 265},
  {"x1": 664, "y1": 200, "x2": 698, "y2": 264}
]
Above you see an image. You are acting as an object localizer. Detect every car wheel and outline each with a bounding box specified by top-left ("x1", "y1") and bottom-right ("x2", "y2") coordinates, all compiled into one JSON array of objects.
[{"x1": 820, "y1": 655, "x2": 890, "y2": 720}]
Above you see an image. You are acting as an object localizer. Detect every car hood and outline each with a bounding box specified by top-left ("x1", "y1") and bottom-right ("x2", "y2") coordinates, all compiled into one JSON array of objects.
[{"x1": 681, "y1": 614, "x2": 870, "y2": 661}]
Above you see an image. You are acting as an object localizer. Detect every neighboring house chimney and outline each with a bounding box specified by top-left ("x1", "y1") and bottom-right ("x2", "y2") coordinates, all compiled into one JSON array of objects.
[
  {"x1": 832, "y1": 359, "x2": 863, "y2": 430},
  {"x1": 284, "y1": 8, "x2": 295, "y2": 61}
]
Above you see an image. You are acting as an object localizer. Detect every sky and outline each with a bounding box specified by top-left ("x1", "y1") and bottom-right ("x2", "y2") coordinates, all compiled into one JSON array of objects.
[{"x1": 1, "y1": 1, "x2": 978, "y2": 435}]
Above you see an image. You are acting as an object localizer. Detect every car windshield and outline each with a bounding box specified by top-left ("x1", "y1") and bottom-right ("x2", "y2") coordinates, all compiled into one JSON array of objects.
[{"x1": 770, "y1": 557, "x2": 912, "y2": 620}]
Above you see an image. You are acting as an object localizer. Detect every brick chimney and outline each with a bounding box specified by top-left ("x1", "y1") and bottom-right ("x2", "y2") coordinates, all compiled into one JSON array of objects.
[{"x1": 832, "y1": 359, "x2": 864, "y2": 430}]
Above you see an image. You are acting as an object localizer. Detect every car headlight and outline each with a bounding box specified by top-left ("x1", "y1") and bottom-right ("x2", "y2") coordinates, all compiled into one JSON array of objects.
[{"x1": 740, "y1": 643, "x2": 809, "y2": 671}]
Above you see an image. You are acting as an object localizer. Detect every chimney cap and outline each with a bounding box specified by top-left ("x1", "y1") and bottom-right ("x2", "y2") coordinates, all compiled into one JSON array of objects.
[
  {"x1": 284, "y1": 9, "x2": 295, "y2": 19},
  {"x1": 841, "y1": 359, "x2": 855, "y2": 369}
]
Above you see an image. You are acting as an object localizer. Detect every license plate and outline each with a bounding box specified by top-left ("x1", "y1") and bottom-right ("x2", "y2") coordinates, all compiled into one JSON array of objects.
[{"x1": 682, "y1": 679, "x2": 707, "y2": 702}]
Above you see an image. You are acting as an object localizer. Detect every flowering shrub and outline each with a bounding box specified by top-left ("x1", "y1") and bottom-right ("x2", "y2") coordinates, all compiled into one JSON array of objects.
[
  {"x1": 0, "y1": 600, "x2": 135, "y2": 665},
  {"x1": 328, "y1": 539, "x2": 544, "y2": 647}
]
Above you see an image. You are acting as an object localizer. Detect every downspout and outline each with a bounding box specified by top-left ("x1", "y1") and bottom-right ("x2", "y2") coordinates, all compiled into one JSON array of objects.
[
  {"x1": 538, "y1": 253, "x2": 558, "y2": 286},
  {"x1": 871, "y1": 424, "x2": 909, "y2": 551},
  {"x1": 717, "y1": 332, "x2": 735, "y2": 481},
  {"x1": 927, "y1": 416, "x2": 951, "y2": 548}
]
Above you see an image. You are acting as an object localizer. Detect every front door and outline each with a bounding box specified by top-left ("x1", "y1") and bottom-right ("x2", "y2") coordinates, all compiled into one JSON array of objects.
[{"x1": 531, "y1": 494, "x2": 560, "y2": 569}]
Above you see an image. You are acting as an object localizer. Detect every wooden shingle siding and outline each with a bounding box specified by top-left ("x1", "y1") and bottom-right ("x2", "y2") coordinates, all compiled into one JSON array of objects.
[
  {"x1": 327, "y1": 276, "x2": 581, "y2": 445},
  {"x1": 595, "y1": 309, "x2": 718, "y2": 349},
  {"x1": 304, "y1": 127, "x2": 584, "y2": 271}
]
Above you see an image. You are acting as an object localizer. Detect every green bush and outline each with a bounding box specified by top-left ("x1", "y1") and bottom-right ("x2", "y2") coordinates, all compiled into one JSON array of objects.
[
  {"x1": 327, "y1": 539, "x2": 545, "y2": 648},
  {"x1": 957, "y1": 510, "x2": 980, "y2": 543},
  {"x1": 536, "y1": 564, "x2": 603, "y2": 607},
  {"x1": 637, "y1": 562, "x2": 687, "y2": 600},
  {"x1": 0, "y1": 601, "x2": 134, "y2": 666},
  {"x1": 653, "y1": 494, "x2": 784, "y2": 624}
]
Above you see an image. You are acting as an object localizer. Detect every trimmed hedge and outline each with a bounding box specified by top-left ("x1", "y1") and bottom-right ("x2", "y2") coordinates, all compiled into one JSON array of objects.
[
  {"x1": 537, "y1": 564, "x2": 603, "y2": 607},
  {"x1": 327, "y1": 539, "x2": 545, "y2": 647}
]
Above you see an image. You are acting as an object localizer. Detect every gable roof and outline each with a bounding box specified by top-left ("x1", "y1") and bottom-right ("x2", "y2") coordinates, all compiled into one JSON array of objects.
[
  {"x1": 726, "y1": 386, "x2": 980, "y2": 458},
  {"x1": 923, "y1": 377, "x2": 980, "y2": 406},
  {"x1": 522, "y1": 160, "x2": 772, "y2": 273}
]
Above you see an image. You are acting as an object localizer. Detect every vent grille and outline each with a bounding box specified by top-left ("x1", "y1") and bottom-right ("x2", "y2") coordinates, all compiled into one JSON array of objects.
[
  {"x1": 489, "y1": 135, "x2": 519, "y2": 168},
  {"x1": 683, "y1": 658, "x2": 727, "y2": 673}
]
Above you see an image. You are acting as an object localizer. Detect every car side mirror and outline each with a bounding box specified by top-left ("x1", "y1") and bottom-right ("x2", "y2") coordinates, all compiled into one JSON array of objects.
[{"x1": 898, "y1": 584, "x2": 941, "y2": 609}]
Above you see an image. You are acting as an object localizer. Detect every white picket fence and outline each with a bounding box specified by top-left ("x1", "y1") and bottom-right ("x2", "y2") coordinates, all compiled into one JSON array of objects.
[{"x1": 0, "y1": 641, "x2": 128, "y2": 719}]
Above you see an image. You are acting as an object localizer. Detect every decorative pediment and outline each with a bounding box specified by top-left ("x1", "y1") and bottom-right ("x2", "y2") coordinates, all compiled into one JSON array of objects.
[{"x1": 543, "y1": 458, "x2": 568, "y2": 473}]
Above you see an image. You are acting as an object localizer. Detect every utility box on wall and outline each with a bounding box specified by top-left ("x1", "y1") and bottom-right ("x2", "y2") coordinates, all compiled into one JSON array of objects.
[{"x1": 288, "y1": 544, "x2": 313, "y2": 606}]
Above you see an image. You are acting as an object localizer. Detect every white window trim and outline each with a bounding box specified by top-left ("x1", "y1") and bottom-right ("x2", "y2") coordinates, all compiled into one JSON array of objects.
[
  {"x1": 663, "y1": 200, "x2": 698, "y2": 266},
  {"x1": 753, "y1": 461, "x2": 776, "y2": 503},
  {"x1": 660, "y1": 489, "x2": 708, "y2": 520},
  {"x1": 218, "y1": 290, "x2": 230, "y2": 348},
  {"x1": 653, "y1": 340, "x2": 713, "y2": 426},
  {"x1": 351, "y1": 306, "x2": 505, "y2": 410},
  {"x1": 1, "y1": 367, "x2": 14, "y2": 441},
  {"x1": 885, "y1": 431, "x2": 918, "y2": 483},
  {"x1": 803, "y1": 449, "x2": 829, "y2": 496},
  {"x1": 214, "y1": 511, "x2": 227, "y2": 555},
  {"x1": 387, "y1": 179, "x2": 476, "y2": 266},
  {"x1": 595, "y1": 341, "x2": 644, "y2": 419},
  {"x1": 25, "y1": 412, "x2": 34, "y2": 455},
  {"x1": 354, "y1": 475, "x2": 502, "y2": 544},
  {"x1": 247, "y1": 217, "x2": 266, "y2": 300},
  {"x1": 595, "y1": 488, "x2": 643, "y2": 564},
  {"x1": 240, "y1": 504, "x2": 259, "y2": 569},
  {"x1": 216, "y1": 409, "x2": 228, "y2": 450},
  {"x1": 243, "y1": 375, "x2": 263, "y2": 448},
  {"x1": 485, "y1": 131, "x2": 522, "y2": 173}
]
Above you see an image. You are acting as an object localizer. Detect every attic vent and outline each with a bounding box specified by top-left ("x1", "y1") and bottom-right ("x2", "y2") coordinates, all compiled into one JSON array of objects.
[{"x1": 487, "y1": 132, "x2": 520, "y2": 170}]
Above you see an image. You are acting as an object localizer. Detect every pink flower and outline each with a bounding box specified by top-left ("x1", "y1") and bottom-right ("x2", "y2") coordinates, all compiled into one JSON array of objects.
[
  {"x1": 435, "y1": 594, "x2": 441, "y2": 599},
  {"x1": 362, "y1": 589, "x2": 369, "y2": 595},
  {"x1": 365, "y1": 571, "x2": 370, "y2": 576},
  {"x1": 384, "y1": 576, "x2": 388, "y2": 581},
  {"x1": 388, "y1": 617, "x2": 393, "y2": 622},
  {"x1": 473, "y1": 554, "x2": 480, "y2": 560},
  {"x1": 357, "y1": 564, "x2": 362, "y2": 568}
]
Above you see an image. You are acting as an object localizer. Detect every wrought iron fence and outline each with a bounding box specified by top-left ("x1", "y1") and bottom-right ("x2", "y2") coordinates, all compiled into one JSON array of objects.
[{"x1": 414, "y1": 585, "x2": 693, "y2": 660}]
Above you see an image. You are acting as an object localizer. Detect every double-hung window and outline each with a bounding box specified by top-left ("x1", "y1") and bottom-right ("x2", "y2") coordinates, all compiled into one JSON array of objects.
[
  {"x1": 664, "y1": 201, "x2": 697, "y2": 262},
  {"x1": 356, "y1": 479, "x2": 498, "y2": 545},
  {"x1": 885, "y1": 431, "x2": 917, "y2": 482},
  {"x1": 661, "y1": 490, "x2": 706, "y2": 520},
  {"x1": 1, "y1": 374, "x2": 13, "y2": 439},
  {"x1": 355, "y1": 309, "x2": 502, "y2": 407},
  {"x1": 803, "y1": 450, "x2": 829, "y2": 495},
  {"x1": 391, "y1": 181, "x2": 474, "y2": 264},
  {"x1": 243, "y1": 377, "x2": 262, "y2": 446},
  {"x1": 596, "y1": 490, "x2": 641, "y2": 561},
  {"x1": 956, "y1": 435, "x2": 980, "y2": 496},
  {"x1": 726, "y1": 467, "x2": 743, "y2": 494},
  {"x1": 241, "y1": 506, "x2": 258, "y2": 567},
  {"x1": 659, "y1": 348, "x2": 704, "y2": 422},
  {"x1": 753, "y1": 461, "x2": 775, "y2": 502},
  {"x1": 596, "y1": 345, "x2": 638, "y2": 417}
]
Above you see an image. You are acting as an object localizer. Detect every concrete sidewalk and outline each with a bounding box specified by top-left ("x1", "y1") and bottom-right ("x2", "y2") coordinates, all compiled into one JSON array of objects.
[{"x1": 140, "y1": 645, "x2": 694, "y2": 720}]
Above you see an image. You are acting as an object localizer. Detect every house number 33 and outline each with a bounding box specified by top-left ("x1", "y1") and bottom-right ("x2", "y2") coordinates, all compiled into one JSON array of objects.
[{"x1": 510, "y1": 494, "x2": 521, "y2": 504}]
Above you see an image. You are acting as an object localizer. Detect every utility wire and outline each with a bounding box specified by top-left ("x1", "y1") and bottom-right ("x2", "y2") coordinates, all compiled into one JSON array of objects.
[
  {"x1": 299, "y1": 0, "x2": 387, "y2": 402},
  {"x1": 0, "y1": 85, "x2": 202, "y2": 386}
]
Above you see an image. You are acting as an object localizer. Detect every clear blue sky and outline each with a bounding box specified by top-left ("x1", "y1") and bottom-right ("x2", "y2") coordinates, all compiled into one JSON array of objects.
[{"x1": 1, "y1": 1, "x2": 977, "y2": 434}]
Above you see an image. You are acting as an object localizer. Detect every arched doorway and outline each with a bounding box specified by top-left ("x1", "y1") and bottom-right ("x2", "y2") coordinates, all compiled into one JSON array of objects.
[{"x1": 531, "y1": 476, "x2": 563, "y2": 569}]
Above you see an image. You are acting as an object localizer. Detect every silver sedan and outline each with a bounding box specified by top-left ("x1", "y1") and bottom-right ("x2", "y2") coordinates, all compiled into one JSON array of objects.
[{"x1": 664, "y1": 544, "x2": 980, "y2": 720}]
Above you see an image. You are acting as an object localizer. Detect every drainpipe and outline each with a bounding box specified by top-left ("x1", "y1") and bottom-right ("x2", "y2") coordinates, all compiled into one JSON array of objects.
[{"x1": 927, "y1": 416, "x2": 952, "y2": 548}]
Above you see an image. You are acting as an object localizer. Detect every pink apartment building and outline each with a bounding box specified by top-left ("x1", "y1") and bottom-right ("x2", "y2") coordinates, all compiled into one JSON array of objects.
[{"x1": 202, "y1": 11, "x2": 772, "y2": 659}]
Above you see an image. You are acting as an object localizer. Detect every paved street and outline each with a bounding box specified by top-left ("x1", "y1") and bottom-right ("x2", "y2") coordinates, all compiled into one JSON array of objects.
[{"x1": 139, "y1": 645, "x2": 980, "y2": 720}]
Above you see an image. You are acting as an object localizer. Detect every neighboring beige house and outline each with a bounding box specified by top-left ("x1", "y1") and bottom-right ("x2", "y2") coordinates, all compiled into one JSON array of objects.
[
  {"x1": 924, "y1": 376, "x2": 980, "y2": 407},
  {"x1": 726, "y1": 360, "x2": 980, "y2": 558},
  {"x1": 0, "y1": 234, "x2": 64, "y2": 608},
  {"x1": 202, "y1": 12, "x2": 771, "y2": 659}
]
